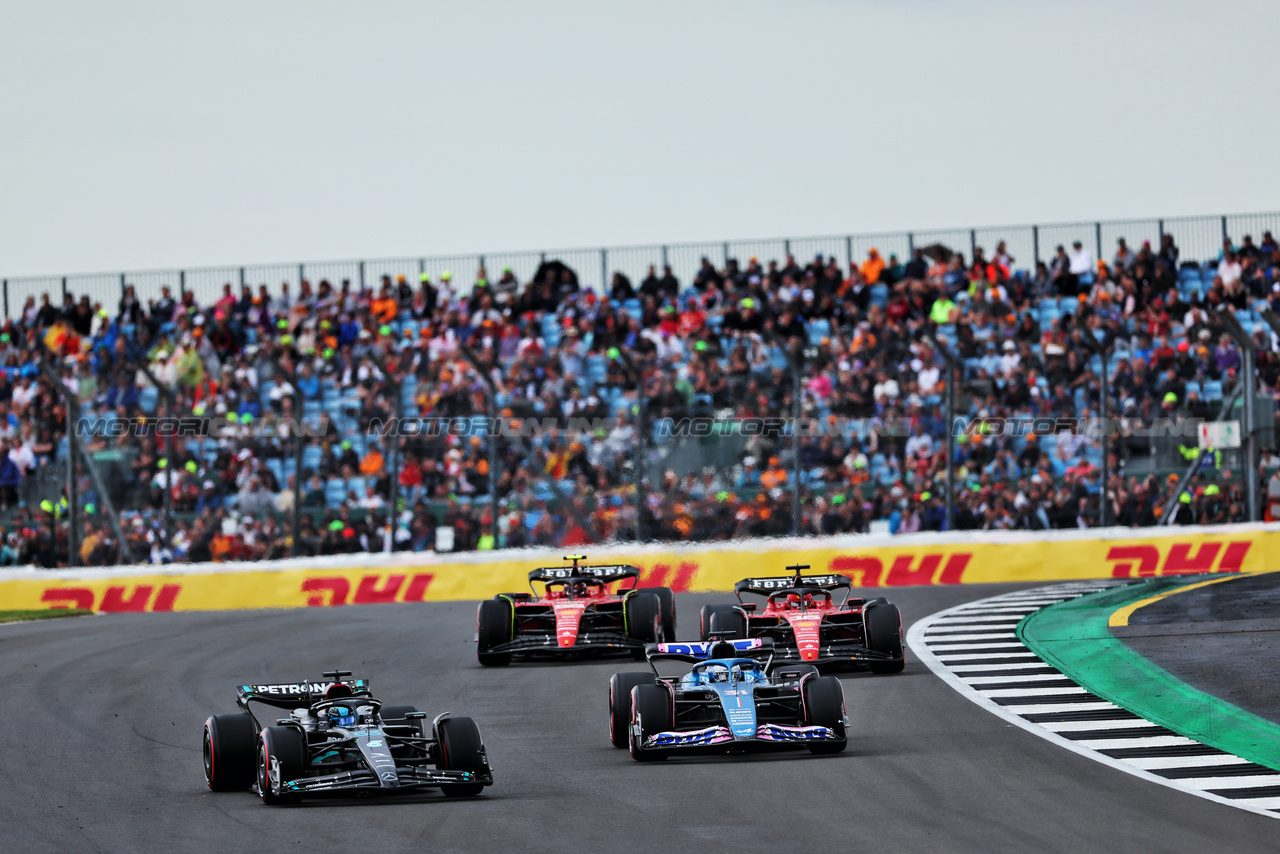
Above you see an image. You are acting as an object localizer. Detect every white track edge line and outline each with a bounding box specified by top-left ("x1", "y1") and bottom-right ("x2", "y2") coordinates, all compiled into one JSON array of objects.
[{"x1": 906, "y1": 587, "x2": 1280, "y2": 822}]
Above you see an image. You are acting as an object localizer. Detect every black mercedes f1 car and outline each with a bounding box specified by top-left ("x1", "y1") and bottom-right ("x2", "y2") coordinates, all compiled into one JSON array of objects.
[{"x1": 202, "y1": 670, "x2": 493, "y2": 804}]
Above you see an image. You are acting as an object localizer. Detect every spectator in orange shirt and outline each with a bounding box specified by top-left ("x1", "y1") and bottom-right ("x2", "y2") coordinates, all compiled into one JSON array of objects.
[
  {"x1": 360, "y1": 443, "x2": 386, "y2": 476},
  {"x1": 760, "y1": 457, "x2": 788, "y2": 490},
  {"x1": 860, "y1": 248, "x2": 886, "y2": 284},
  {"x1": 370, "y1": 286, "x2": 398, "y2": 325}
]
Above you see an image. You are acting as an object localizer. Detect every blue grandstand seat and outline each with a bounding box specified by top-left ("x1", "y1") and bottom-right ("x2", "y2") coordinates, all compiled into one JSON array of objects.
[
  {"x1": 1202, "y1": 380, "x2": 1223, "y2": 402},
  {"x1": 586, "y1": 355, "x2": 608, "y2": 386},
  {"x1": 807, "y1": 318, "x2": 831, "y2": 346},
  {"x1": 870, "y1": 284, "x2": 889, "y2": 307},
  {"x1": 623, "y1": 298, "x2": 642, "y2": 319},
  {"x1": 1184, "y1": 381, "x2": 1201, "y2": 398},
  {"x1": 138, "y1": 385, "x2": 159, "y2": 414},
  {"x1": 302, "y1": 445, "x2": 323, "y2": 471}
]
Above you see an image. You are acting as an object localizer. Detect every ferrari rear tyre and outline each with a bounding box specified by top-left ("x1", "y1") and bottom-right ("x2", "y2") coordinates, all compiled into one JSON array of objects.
[
  {"x1": 699, "y1": 604, "x2": 736, "y2": 641},
  {"x1": 477, "y1": 598, "x2": 513, "y2": 667},
  {"x1": 707, "y1": 608, "x2": 747, "y2": 640},
  {"x1": 865, "y1": 603, "x2": 905, "y2": 674},
  {"x1": 258, "y1": 726, "x2": 305, "y2": 804},
  {"x1": 204, "y1": 713, "x2": 256, "y2": 791},
  {"x1": 629, "y1": 683, "x2": 671, "y2": 762},
  {"x1": 437, "y1": 717, "x2": 487, "y2": 797},
  {"x1": 625, "y1": 592, "x2": 662, "y2": 658},
  {"x1": 649, "y1": 586, "x2": 677, "y2": 641},
  {"x1": 609, "y1": 672, "x2": 657, "y2": 748},
  {"x1": 802, "y1": 676, "x2": 848, "y2": 754}
]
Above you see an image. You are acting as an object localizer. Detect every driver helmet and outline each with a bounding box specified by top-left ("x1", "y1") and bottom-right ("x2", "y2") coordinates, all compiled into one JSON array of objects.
[
  {"x1": 326, "y1": 705, "x2": 356, "y2": 728},
  {"x1": 570, "y1": 581, "x2": 591, "y2": 597}
]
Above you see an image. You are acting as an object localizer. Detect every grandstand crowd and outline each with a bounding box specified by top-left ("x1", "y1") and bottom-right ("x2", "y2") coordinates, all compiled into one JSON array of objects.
[{"x1": 2, "y1": 228, "x2": 1280, "y2": 566}]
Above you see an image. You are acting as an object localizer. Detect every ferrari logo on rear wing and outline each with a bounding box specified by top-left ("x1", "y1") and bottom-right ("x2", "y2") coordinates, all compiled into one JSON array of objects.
[
  {"x1": 528, "y1": 565, "x2": 641, "y2": 583},
  {"x1": 735, "y1": 575, "x2": 850, "y2": 595}
]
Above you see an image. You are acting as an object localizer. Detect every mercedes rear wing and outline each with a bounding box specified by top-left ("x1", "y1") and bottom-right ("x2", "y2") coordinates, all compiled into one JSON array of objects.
[{"x1": 236, "y1": 675, "x2": 370, "y2": 709}]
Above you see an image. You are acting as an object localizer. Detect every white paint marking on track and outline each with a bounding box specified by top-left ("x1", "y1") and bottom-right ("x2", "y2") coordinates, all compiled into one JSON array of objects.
[
  {"x1": 1181, "y1": 776, "x2": 1280, "y2": 790},
  {"x1": 1000, "y1": 701, "x2": 1124, "y2": 715},
  {"x1": 950, "y1": 663, "x2": 1057, "y2": 673},
  {"x1": 908, "y1": 581, "x2": 1280, "y2": 822},
  {"x1": 1040, "y1": 718, "x2": 1155, "y2": 732}
]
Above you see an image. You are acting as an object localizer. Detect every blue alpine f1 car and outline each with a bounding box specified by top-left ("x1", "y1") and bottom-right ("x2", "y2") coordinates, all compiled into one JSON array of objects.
[{"x1": 608, "y1": 638, "x2": 849, "y2": 761}]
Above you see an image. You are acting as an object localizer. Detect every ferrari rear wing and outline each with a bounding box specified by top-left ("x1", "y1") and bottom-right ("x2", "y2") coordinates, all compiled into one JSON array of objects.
[
  {"x1": 527, "y1": 565, "x2": 641, "y2": 585},
  {"x1": 734, "y1": 573, "x2": 852, "y2": 597}
]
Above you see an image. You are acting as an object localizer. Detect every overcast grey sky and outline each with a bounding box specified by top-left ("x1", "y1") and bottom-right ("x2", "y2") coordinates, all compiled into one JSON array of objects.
[{"x1": 1, "y1": 0, "x2": 1276, "y2": 277}]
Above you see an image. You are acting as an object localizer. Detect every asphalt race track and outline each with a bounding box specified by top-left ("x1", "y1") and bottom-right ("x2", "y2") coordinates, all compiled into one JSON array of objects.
[{"x1": 2, "y1": 584, "x2": 1277, "y2": 854}]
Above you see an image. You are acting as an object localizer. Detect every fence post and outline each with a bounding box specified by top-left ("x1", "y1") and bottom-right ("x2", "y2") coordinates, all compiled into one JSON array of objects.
[
  {"x1": 359, "y1": 261, "x2": 366, "y2": 289},
  {"x1": 845, "y1": 236, "x2": 854, "y2": 270},
  {"x1": 906, "y1": 233, "x2": 914, "y2": 255},
  {"x1": 1158, "y1": 219, "x2": 1165, "y2": 242},
  {"x1": 1095, "y1": 222, "x2": 1102, "y2": 262},
  {"x1": 661, "y1": 245, "x2": 669, "y2": 269},
  {"x1": 600, "y1": 248, "x2": 607, "y2": 294},
  {"x1": 969, "y1": 230, "x2": 976, "y2": 260},
  {"x1": 783, "y1": 239, "x2": 791, "y2": 259},
  {"x1": 297, "y1": 263, "x2": 304, "y2": 287},
  {"x1": 723, "y1": 242, "x2": 730, "y2": 267},
  {"x1": 179, "y1": 270, "x2": 186, "y2": 298},
  {"x1": 119, "y1": 273, "x2": 126, "y2": 303},
  {"x1": 2, "y1": 279, "x2": 7, "y2": 319},
  {"x1": 1033, "y1": 226, "x2": 1040, "y2": 265},
  {"x1": 62, "y1": 277, "x2": 68, "y2": 303},
  {"x1": 238, "y1": 267, "x2": 245, "y2": 289},
  {"x1": 1222, "y1": 215, "x2": 1229, "y2": 244}
]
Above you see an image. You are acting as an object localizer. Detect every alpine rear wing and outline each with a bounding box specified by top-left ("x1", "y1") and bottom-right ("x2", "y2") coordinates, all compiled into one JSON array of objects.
[{"x1": 644, "y1": 638, "x2": 774, "y2": 662}]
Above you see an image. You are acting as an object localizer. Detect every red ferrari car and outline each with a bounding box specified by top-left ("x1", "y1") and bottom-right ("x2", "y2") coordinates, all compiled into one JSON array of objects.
[
  {"x1": 475, "y1": 556, "x2": 676, "y2": 666},
  {"x1": 698, "y1": 564, "x2": 904, "y2": 673}
]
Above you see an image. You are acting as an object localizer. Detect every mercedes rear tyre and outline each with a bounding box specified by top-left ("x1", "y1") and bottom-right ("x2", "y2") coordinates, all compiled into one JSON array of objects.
[
  {"x1": 802, "y1": 675, "x2": 848, "y2": 754},
  {"x1": 649, "y1": 586, "x2": 677, "y2": 642},
  {"x1": 625, "y1": 592, "x2": 662, "y2": 659},
  {"x1": 477, "y1": 598, "x2": 513, "y2": 667},
  {"x1": 204, "y1": 713, "x2": 257, "y2": 791},
  {"x1": 699, "y1": 604, "x2": 736, "y2": 641},
  {"x1": 257, "y1": 726, "x2": 306, "y2": 804},
  {"x1": 707, "y1": 608, "x2": 747, "y2": 640},
  {"x1": 437, "y1": 717, "x2": 488, "y2": 797},
  {"x1": 629, "y1": 683, "x2": 671, "y2": 762},
  {"x1": 609, "y1": 672, "x2": 657, "y2": 748},
  {"x1": 865, "y1": 603, "x2": 905, "y2": 674}
]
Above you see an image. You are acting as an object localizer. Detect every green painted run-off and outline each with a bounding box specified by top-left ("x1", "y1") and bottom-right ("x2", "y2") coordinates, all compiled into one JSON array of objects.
[{"x1": 1018, "y1": 579, "x2": 1280, "y2": 771}]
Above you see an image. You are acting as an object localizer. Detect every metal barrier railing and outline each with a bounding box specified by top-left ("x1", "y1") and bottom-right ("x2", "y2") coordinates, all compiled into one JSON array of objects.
[{"x1": 3, "y1": 211, "x2": 1277, "y2": 320}]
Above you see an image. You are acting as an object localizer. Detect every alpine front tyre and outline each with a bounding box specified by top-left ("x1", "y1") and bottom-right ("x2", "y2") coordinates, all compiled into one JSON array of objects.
[
  {"x1": 204, "y1": 713, "x2": 256, "y2": 791},
  {"x1": 609, "y1": 672, "x2": 657, "y2": 748},
  {"x1": 865, "y1": 603, "x2": 905, "y2": 674},
  {"x1": 437, "y1": 716, "x2": 488, "y2": 797},
  {"x1": 477, "y1": 598, "x2": 513, "y2": 667},
  {"x1": 629, "y1": 683, "x2": 671, "y2": 762},
  {"x1": 802, "y1": 675, "x2": 848, "y2": 755}
]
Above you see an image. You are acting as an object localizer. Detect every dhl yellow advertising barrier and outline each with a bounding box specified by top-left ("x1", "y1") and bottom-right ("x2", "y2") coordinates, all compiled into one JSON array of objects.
[{"x1": 0, "y1": 526, "x2": 1275, "y2": 614}]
